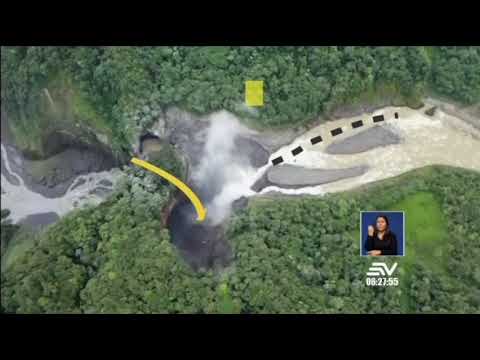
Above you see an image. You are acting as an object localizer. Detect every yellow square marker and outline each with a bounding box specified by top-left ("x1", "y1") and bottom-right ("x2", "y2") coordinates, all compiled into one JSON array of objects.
[{"x1": 245, "y1": 80, "x2": 264, "y2": 107}]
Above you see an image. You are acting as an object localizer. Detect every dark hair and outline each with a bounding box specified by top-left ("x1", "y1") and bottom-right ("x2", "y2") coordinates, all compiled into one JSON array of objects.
[{"x1": 374, "y1": 215, "x2": 390, "y2": 236}]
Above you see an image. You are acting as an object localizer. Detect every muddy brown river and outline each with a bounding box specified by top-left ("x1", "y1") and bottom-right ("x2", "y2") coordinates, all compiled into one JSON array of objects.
[{"x1": 259, "y1": 103, "x2": 480, "y2": 195}]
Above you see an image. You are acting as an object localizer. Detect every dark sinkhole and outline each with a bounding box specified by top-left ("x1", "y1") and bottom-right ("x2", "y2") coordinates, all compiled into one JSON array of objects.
[
  {"x1": 163, "y1": 133, "x2": 269, "y2": 271},
  {"x1": 167, "y1": 192, "x2": 233, "y2": 271}
]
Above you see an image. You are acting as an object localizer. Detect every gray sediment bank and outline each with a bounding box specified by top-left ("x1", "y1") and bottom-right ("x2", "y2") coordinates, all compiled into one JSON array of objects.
[
  {"x1": 325, "y1": 125, "x2": 401, "y2": 154},
  {"x1": 252, "y1": 164, "x2": 369, "y2": 191}
]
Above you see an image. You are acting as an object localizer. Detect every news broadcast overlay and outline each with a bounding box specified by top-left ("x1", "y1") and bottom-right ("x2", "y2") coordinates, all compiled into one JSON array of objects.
[
  {"x1": 360, "y1": 211, "x2": 405, "y2": 257},
  {"x1": 360, "y1": 211, "x2": 405, "y2": 287},
  {"x1": 365, "y1": 262, "x2": 399, "y2": 287}
]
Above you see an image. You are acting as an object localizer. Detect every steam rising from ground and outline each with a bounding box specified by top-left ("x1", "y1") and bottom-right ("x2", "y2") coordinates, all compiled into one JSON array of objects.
[{"x1": 192, "y1": 111, "x2": 260, "y2": 225}]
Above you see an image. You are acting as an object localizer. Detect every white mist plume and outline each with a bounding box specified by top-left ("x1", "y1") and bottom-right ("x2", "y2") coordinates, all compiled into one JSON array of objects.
[{"x1": 192, "y1": 111, "x2": 262, "y2": 225}]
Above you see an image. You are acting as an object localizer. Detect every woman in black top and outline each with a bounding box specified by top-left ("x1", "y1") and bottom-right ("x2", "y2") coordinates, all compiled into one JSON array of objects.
[{"x1": 365, "y1": 215, "x2": 398, "y2": 256}]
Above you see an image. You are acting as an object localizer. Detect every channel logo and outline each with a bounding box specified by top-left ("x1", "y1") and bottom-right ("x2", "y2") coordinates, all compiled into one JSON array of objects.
[{"x1": 366, "y1": 262, "x2": 398, "y2": 277}]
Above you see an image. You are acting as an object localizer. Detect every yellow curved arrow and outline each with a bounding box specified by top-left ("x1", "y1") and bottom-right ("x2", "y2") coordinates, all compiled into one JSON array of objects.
[{"x1": 131, "y1": 157, "x2": 207, "y2": 222}]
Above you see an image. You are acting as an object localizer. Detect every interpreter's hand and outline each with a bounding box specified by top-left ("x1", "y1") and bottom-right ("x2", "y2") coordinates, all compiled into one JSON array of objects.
[
  {"x1": 368, "y1": 225, "x2": 374, "y2": 237},
  {"x1": 368, "y1": 250, "x2": 382, "y2": 256}
]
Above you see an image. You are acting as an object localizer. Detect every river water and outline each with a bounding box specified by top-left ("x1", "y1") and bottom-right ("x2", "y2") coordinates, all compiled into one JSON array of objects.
[
  {"x1": 258, "y1": 104, "x2": 480, "y2": 195},
  {"x1": 1, "y1": 143, "x2": 122, "y2": 228}
]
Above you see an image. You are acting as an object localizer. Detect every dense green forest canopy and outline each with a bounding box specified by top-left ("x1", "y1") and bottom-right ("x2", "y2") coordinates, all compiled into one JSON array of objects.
[
  {"x1": 1, "y1": 46, "x2": 479, "y2": 155},
  {"x1": 2, "y1": 166, "x2": 479, "y2": 313}
]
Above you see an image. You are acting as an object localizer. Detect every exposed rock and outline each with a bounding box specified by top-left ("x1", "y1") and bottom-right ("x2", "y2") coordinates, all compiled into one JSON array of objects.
[
  {"x1": 251, "y1": 172, "x2": 272, "y2": 192},
  {"x1": 231, "y1": 196, "x2": 249, "y2": 213},
  {"x1": 19, "y1": 212, "x2": 59, "y2": 230},
  {"x1": 234, "y1": 136, "x2": 269, "y2": 167},
  {"x1": 70, "y1": 177, "x2": 87, "y2": 191},
  {"x1": 95, "y1": 133, "x2": 109, "y2": 146},
  {"x1": 98, "y1": 179, "x2": 113, "y2": 187},
  {"x1": 88, "y1": 186, "x2": 112, "y2": 198},
  {"x1": 150, "y1": 116, "x2": 167, "y2": 138},
  {"x1": 142, "y1": 138, "x2": 163, "y2": 155},
  {"x1": 425, "y1": 106, "x2": 437, "y2": 116},
  {"x1": 163, "y1": 109, "x2": 210, "y2": 169},
  {"x1": 5, "y1": 141, "x2": 117, "y2": 198}
]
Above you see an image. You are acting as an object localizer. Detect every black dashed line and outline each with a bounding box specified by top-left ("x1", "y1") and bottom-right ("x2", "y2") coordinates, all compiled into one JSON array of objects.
[
  {"x1": 331, "y1": 127, "x2": 343, "y2": 136},
  {"x1": 351, "y1": 120, "x2": 364, "y2": 129},
  {"x1": 291, "y1": 146, "x2": 303, "y2": 156},
  {"x1": 311, "y1": 135, "x2": 323, "y2": 145},
  {"x1": 277, "y1": 113, "x2": 393, "y2": 161},
  {"x1": 271, "y1": 156, "x2": 284, "y2": 166}
]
